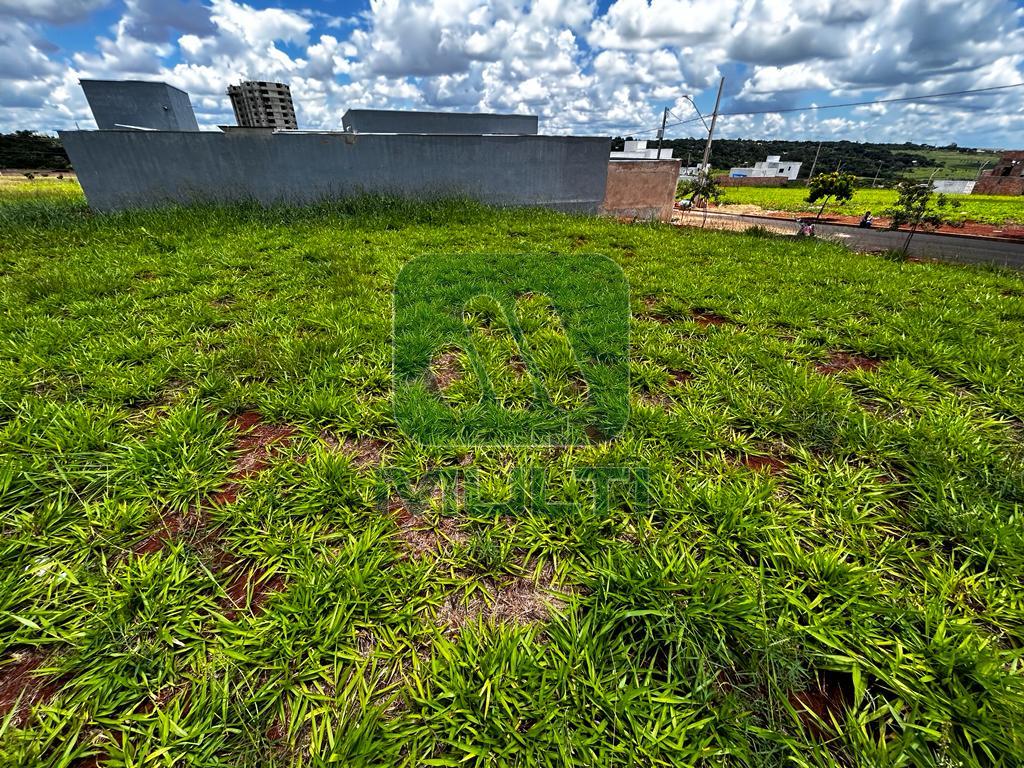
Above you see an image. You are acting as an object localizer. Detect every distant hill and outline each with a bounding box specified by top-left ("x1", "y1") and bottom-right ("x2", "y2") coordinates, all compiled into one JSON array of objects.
[{"x1": 612, "y1": 137, "x2": 1002, "y2": 182}]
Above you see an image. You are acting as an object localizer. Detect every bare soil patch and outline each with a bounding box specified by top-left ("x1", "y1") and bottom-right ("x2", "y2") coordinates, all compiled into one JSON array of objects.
[
  {"x1": 390, "y1": 496, "x2": 467, "y2": 559},
  {"x1": 322, "y1": 432, "x2": 388, "y2": 469},
  {"x1": 435, "y1": 564, "x2": 566, "y2": 633},
  {"x1": 218, "y1": 564, "x2": 287, "y2": 621},
  {"x1": 691, "y1": 309, "x2": 731, "y2": 327},
  {"x1": 815, "y1": 352, "x2": 883, "y2": 375},
  {"x1": 668, "y1": 369, "x2": 694, "y2": 386},
  {"x1": 0, "y1": 650, "x2": 68, "y2": 726},
  {"x1": 426, "y1": 349, "x2": 463, "y2": 391},
  {"x1": 740, "y1": 454, "x2": 789, "y2": 475},
  {"x1": 227, "y1": 412, "x2": 296, "y2": 478},
  {"x1": 713, "y1": 206, "x2": 1024, "y2": 242},
  {"x1": 788, "y1": 670, "x2": 855, "y2": 739}
]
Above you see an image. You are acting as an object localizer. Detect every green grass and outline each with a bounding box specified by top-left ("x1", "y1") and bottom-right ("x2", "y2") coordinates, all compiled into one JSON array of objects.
[
  {"x1": 900, "y1": 149, "x2": 1002, "y2": 181},
  {"x1": 2, "y1": 186, "x2": 1024, "y2": 767},
  {"x1": 720, "y1": 186, "x2": 1024, "y2": 225}
]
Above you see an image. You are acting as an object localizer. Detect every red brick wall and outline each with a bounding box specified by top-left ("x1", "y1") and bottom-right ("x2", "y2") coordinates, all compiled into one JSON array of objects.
[
  {"x1": 973, "y1": 176, "x2": 1024, "y2": 196},
  {"x1": 602, "y1": 160, "x2": 681, "y2": 222}
]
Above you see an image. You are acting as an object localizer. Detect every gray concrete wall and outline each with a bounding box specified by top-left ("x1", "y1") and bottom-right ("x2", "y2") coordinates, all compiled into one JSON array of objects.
[
  {"x1": 342, "y1": 109, "x2": 538, "y2": 135},
  {"x1": 59, "y1": 130, "x2": 610, "y2": 213},
  {"x1": 81, "y1": 80, "x2": 199, "y2": 131}
]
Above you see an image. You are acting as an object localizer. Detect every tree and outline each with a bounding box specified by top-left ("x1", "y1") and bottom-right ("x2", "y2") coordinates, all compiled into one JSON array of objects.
[
  {"x1": 677, "y1": 173, "x2": 722, "y2": 207},
  {"x1": 0, "y1": 131, "x2": 71, "y2": 171},
  {"x1": 883, "y1": 180, "x2": 963, "y2": 255},
  {"x1": 806, "y1": 171, "x2": 856, "y2": 220}
]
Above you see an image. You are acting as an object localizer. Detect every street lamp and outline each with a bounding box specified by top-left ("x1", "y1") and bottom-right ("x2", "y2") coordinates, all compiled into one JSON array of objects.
[{"x1": 679, "y1": 94, "x2": 711, "y2": 133}]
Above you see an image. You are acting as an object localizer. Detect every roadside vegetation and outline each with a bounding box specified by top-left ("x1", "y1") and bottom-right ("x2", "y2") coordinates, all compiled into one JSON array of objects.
[
  {"x1": 2, "y1": 186, "x2": 1024, "y2": 767},
  {"x1": 719, "y1": 185, "x2": 1024, "y2": 226}
]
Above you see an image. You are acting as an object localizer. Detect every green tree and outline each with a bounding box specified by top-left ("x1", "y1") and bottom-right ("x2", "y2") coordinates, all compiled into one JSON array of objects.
[
  {"x1": 883, "y1": 180, "x2": 965, "y2": 255},
  {"x1": 677, "y1": 173, "x2": 722, "y2": 207},
  {"x1": 0, "y1": 131, "x2": 71, "y2": 170},
  {"x1": 884, "y1": 181, "x2": 938, "y2": 230},
  {"x1": 806, "y1": 171, "x2": 856, "y2": 220}
]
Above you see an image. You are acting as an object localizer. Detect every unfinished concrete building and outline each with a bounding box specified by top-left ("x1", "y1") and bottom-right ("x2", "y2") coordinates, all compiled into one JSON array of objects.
[
  {"x1": 974, "y1": 152, "x2": 1024, "y2": 195},
  {"x1": 227, "y1": 81, "x2": 298, "y2": 130}
]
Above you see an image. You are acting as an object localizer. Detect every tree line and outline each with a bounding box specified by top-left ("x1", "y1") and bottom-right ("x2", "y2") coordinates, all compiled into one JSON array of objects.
[
  {"x1": 611, "y1": 137, "x2": 984, "y2": 181},
  {"x1": 0, "y1": 131, "x2": 72, "y2": 171}
]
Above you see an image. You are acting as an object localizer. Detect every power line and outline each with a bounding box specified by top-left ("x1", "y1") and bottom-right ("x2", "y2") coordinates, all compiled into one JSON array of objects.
[
  {"x1": 660, "y1": 81, "x2": 1024, "y2": 131},
  {"x1": 621, "y1": 81, "x2": 1024, "y2": 136}
]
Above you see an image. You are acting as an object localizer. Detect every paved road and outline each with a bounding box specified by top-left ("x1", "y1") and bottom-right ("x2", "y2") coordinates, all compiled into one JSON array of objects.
[{"x1": 677, "y1": 210, "x2": 1024, "y2": 270}]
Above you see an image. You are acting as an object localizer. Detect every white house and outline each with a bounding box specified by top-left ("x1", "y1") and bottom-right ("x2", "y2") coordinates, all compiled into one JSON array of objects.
[
  {"x1": 729, "y1": 155, "x2": 802, "y2": 180},
  {"x1": 610, "y1": 139, "x2": 674, "y2": 160}
]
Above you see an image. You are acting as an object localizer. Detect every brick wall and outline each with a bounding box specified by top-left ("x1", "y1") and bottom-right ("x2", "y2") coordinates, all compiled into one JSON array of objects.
[
  {"x1": 602, "y1": 160, "x2": 681, "y2": 222},
  {"x1": 973, "y1": 176, "x2": 1024, "y2": 196}
]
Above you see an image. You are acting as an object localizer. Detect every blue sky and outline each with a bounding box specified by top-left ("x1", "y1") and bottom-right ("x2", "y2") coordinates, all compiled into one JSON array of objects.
[{"x1": 2, "y1": 0, "x2": 1023, "y2": 147}]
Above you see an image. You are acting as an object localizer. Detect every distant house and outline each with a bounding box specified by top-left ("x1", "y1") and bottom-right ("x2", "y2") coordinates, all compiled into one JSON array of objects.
[
  {"x1": 973, "y1": 152, "x2": 1024, "y2": 195},
  {"x1": 610, "y1": 139, "x2": 674, "y2": 160},
  {"x1": 729, "y1": 155, "x2": 802, "y2": 180}
]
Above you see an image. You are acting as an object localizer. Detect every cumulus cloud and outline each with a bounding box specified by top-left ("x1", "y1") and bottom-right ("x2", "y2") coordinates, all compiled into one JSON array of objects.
[
  {"x1": 0, "y1": 0, "x2": 110, "y2": 25},
  {"x1": 0, "y1": 0, "x2": 1022, "y2": 148}
]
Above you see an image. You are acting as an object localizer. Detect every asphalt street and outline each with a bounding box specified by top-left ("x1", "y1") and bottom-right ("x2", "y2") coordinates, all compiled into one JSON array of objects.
[{"x1": 677, "y1": 210, "x2": 1024, "y2": 270}]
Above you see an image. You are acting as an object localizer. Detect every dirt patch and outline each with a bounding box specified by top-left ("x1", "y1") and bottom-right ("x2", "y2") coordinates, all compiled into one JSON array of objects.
[
  {"x1": 668, "y1": 369, "x2": 694, "y2": 386},
  {"x1": 323, "y1": 432, "x2": 388, "y2": 469},
  {"x1": 691, "y1": 309, "x2": 731, "y2": 327},
  {"x1": 227, "y1": 412, "x2": 295, "y2": 478},
  {"x1": 426, "y1": 349, "x2": 463, "y2": 392},
  {"x1": 815, "y1": 352, "x2": 882, "y2": 375},
  {"x1": 132, "y1": 507, "x2": 194, "y2": 555},
  {"x1": 0, "y1": 650, "x2": 67, "y2": 726},
  {"x1": 134, "y1": 412, "x2": 295, "y2": 555},
  {"x1": 639, "y1": 390, "x2": 673, "y2": 408},
  {"x1": 435, "y1": 564, "x2": 566, "y2": 633},
  {"x1": 637, "y1": 296, "x2": 676, "y2": 324},
  {"x1": 788, "y1": 670, "x2": 855, "y2": 739},
  {"x1": 210, "y1": 482, "x2": 242, "y2": 506},
  {"x1": 218, "y1": 564, "x2": 286, "y2": 621},
  {"x1": 390, "y1": 497, "x2": 467, "y2": 559},
  {"x1": 740, "y1": 454, "x2": 789, "y2": 475}
]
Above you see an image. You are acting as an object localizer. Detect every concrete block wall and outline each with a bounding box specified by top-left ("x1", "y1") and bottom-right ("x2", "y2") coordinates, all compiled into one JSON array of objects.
[
  {"x1": 601, "y1": 160, "x2": 681, "y2": 222},
  {"x1": 342, "y1": 110, "x2": 538, "y2": 135},
  {"x1": 81, "y1": 80, "x2": 199, "y2": 132},
  {"x1": 59, "y1": 130, "x2": 611, "y2": 213}
]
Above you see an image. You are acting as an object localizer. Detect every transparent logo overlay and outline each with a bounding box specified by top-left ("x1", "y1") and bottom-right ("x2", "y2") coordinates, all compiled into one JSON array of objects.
[{"x1": 393, "y1": 252, "x2": 630, "y2": 447}]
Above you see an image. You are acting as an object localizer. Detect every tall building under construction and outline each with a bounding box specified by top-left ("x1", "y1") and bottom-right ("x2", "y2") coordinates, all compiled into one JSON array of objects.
[{"x1": 227, "y1": 80, "x2": 297, "y2": 130}]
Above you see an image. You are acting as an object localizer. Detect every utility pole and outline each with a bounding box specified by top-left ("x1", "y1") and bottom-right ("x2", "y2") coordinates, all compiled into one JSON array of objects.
[
  {"x1": 700, "y1": 77, "x2": 724, "y2": 179},
  {"x1": 871, "y1": 160, "x2": 883, "y2": 188},
  {"x1": 656, "y1": 107, "x2": 668, "y2": 158},
  {"x1": 806, "y1": 141, "x2": 822, "y2": 185}
]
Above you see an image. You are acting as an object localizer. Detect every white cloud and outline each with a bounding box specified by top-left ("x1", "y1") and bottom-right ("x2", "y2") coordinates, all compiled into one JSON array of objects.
[
  {"x1": 0, "y1": 0, "x2": 110, "y2": 25},
  {"x1": 0, "y1": 0, "x2": 1022, "y2": 149}
]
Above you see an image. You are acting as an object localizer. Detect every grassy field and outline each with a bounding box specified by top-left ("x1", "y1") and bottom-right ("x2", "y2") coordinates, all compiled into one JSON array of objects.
[
  {"x1": 900, "y1": 149, "x2": 1003, "y2": 181},
  {"x1": 2, "y1": 185, "x2": 1024, "y2": 767},
  {"x1": 719, "y1": 186, "x2": 1024, "y2": 225}
]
